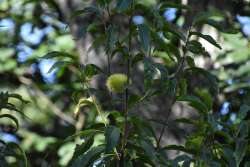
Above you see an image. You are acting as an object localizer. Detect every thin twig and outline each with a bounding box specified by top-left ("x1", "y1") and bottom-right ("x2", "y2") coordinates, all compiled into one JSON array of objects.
[
  {"x1": 170, "y1": 28, "x2": 192, "y2": 79},
  {"x1": 156, "y1": 27, "x2": 192, "y2": 148},
  {"x1": 156, "y1": 126, "x2": 165, "y2": 149}
]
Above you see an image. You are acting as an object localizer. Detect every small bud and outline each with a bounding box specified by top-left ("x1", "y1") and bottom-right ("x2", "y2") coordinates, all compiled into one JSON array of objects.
[{"x1": 106, "y1": 73, "x2": 129, "y2": 93}]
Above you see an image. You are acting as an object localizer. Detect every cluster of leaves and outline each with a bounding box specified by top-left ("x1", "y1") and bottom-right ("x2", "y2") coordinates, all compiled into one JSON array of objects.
[
  {"x1": 0, "y1": 92, "x2": 28, "y2": 166},
  {"x1": 37, "y1": 0, "x2": 250, "y2": 167},
  {"x1": 0, "y1": 0, "x2": 249, "y2": 167}
]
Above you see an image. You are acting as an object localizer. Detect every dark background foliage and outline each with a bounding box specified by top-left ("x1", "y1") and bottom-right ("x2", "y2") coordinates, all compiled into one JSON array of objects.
[{"x1": 0, "y1": 0, "x2": 250, "y2": 166}]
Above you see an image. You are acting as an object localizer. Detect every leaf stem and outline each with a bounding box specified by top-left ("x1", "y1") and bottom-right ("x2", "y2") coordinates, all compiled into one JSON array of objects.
[{"x1": 84, "y1": 82, "x2": 107, "y2": 127}]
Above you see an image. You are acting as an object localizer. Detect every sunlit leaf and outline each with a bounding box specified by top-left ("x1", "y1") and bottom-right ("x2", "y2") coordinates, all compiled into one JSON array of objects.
[{"x1": 74, "y1": 97, "x2": 94, "y2": 116}]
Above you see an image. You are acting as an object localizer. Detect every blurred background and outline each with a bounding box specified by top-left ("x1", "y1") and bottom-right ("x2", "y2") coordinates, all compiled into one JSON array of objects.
[{"x1": 0, "y1": 0, "x2": 250, "y2": 166}]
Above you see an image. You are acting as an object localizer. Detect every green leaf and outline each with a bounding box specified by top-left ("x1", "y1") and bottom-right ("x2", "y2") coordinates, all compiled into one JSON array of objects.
[
  {"x1": 7, "y1": 93, "x2": 29, "y2": 104},
  {"x1": 47, "y1": 61, "x2": 72, "y2": 73},
  {"x1": 97, "y1": 0, "x2": 112, "y2": 6},
  {"x1": 111, "y1": 44, "x2": 128, "y2": 59},
  {"x1": 172, "y1": 155, "x2": 192, "y2": 167},
  {"x1": 105, "y1": 125, "x2": 120, "y2": 153},
  {"x1": 65, "y1": 129, "x2": 103, "y2": 142},
  {"x1": 179, "y1": 79, "x2": 187, "y2": 96},
  {"x1": 166, "y1": 79, "x2": 177, "y2": 97},
  {"x1": 70, "y1": 145, "x2": 105, "y2": 167},
  {"x1": 224, "y1": 83, "x2": 250, "y2": 93},
  {"x1": 235, "y1": 139, "x2": 247, "y2": 167},
  {"x1": 74, "y1": 25, "x2": 88, "y2": 39},
  {"x1": 214, "y1": 131, "x2": 232, "y2": 143},
  {"x1": 193, "y1": 11, "x2": 238, "y2": 34},
  {"x1": 6, "y1": 142, "x2": 28, "y2": 167},
  {"x1": 193, "y1": 10, "x2": 224, "y2": 25},
  {"x1": 1, "y1": 103, "x2": 21, "y2": 113},
  {"x1": 163, "y1": 22, "x2": 186, "y2": 41},
  {"x1": 144, "y1": 58, "x2": 169, "y2": 93},
  {"x1": 143, "y1": 59, "x2": 157, "y2": 90},
  {"x1": 132, "y1": 53, "x2": 144, "y2": 66},
  {"x1": 83, "y1": 64, "x2": 103, "y2": 78},
  {"x1": 128, "y1": 94, "x2": 141, "y2": 109},
  {"x1": 237, "y1": 121, "x2": 249, "y2": 139},
  {"x1": 140, "y1": 140, "x2": 157, "y2": 163},
  {"x1": 159, "y1": 2, "x2": 191, "y2": 10},
  {"x1": 185, "y1": 135, "x2": 204, "y2": 153},
  {"x1": 174, "y1": 118, "x2": 196, "y2": 125},
  {"x1": 187, "y1": 40, "x2": 206, "y2": 54},
  {"x1": 190, "y1": 31, "x2": 222, "y2": 49},
  {"x1": 238, "y1": 104, "x2": 250, "y2": 120},
  {"x1": 138, "y1": 24, "x2": 150, "y2": 53},
  {"x1": 154, "y1": 63, "x2": 168, "y2": 81},
  {"x1": 124, "y1": 161, "x2": 133, "y2": 167},
  {"x1": 153, "y1": 51, "x2": 176, "y2": 67},
  {"x1": 41, "y1": 51, "x2": 75, "y2": 59},
  {"x1": 74, "y1": 97, "x2": 94, "y2": 115},
  {"x1": 69, "y1": 136, "x2": 95, "y2": 166},
  {"x1": 244, "y1": 162, "x2": 250, "y2": 167},
  {"x1": 116, "y1": 0, "x2": 132, "y2": 11},
  {"x1": 106, "y1": 25, "x2": 117, "y2": 53},
  {"x1": 194, "y1": 88, "x2": 213, "y2": 111},
  {"x1": 130, "y1": 116, "x2": 157, "y2": 141},
  {"x1": 186, "y1": 56, "x2": 195, "y2": 67},
  {"x1": 186, "y1": 67, "x2": 218, "y2": 93},
  {"x1": 206, "y1": 19, "x2": 238, "y2": 34},
  {"x1": 0, "y1": 114, "x2": 19, "y2": 132},
  {"x1": 161, "y1": 145, "x2": 195, "y2": 154},
  {"x1": 177, "y1": 95, "x2": 208, "y2": 113},
  {"x1": 0, "y1": 92, "x2": 28, "y2": 104},
  {"x1": 70, "y1": 6, "x2": 101, "y2": 19},
  {"x1": 223, "y1": 147, "x2": 237, "y2": 167},
  {"x1": 0, "y1": 99, "x2": 28, "y2": 119}
]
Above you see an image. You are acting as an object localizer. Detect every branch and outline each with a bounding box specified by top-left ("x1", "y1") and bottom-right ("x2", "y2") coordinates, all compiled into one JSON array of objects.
[{"x1": 18, "y1": 76, "x2": 76, "y2": 125}]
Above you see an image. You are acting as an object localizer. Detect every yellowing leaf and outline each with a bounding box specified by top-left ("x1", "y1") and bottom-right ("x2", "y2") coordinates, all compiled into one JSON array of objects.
[{"x1": 74, "y1": 97, "x2": 94, "y2": 116}]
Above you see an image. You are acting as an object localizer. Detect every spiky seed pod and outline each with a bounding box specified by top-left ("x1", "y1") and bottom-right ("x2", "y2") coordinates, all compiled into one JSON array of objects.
[{"x1": 106, "y1": 73, "x2": 128, "y2": 93}]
